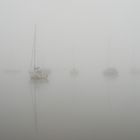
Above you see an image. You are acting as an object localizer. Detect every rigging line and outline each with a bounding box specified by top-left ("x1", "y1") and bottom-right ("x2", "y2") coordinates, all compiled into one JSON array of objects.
[
  {"x1": 30, "y1": 40, "x2": 34, "y2": 70},
  {"x1": 30, "y1": 24, "x2": 37, "y2": 70},
  {"x1": 33, "y1": 24, "x2": 37, "y2": 69}
]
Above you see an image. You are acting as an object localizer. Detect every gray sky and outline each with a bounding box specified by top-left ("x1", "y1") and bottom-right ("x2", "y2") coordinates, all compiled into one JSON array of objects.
[
  {"x1": 1, "y1": 1, "x2": 140, "y2": 140},
  {"x1": 0, "y1": 0, "x2": 140, "y2": 70}
]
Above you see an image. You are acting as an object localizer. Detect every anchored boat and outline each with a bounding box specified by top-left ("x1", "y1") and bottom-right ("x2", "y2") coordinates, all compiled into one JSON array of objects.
[{"x1": 29, "y1": 24, "x2": 48, "y2": 80}]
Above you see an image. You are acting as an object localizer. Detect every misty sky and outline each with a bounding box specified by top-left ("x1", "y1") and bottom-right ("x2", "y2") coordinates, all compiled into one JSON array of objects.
[
  {"x1": 0, "y1": 0, "x2": 140, "y2": 71},
  {"x1": 1, "y1": 1, "x2": 140, "y2": 140}
]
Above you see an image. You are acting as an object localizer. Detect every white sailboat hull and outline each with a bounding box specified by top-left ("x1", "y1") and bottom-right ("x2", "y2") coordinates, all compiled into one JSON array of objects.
[{"x1": 30, "y1": 69, "x2": 48, "y2": 80}]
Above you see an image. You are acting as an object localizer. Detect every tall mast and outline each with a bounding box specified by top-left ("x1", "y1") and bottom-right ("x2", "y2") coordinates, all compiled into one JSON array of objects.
[{"x1": 33, "y1": 24, "x2": 37, "y2": 70}]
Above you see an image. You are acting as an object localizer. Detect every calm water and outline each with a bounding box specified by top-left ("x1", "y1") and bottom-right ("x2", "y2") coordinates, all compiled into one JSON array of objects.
[
  {"x1": 1, "y1": 0, "x2": 140, "y2": 139},
  {"x1": 1, "y1": 67, "x2": 140, "y2": 140}
]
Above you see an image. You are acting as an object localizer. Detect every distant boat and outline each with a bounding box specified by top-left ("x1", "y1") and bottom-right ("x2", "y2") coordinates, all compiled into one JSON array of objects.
[
  {"x1": 70, "y1": 67, "x2": 79, "y2": 77},
  {"x1": 102, "y1": 20, "x2": 119, "y2": 78},
  {"x1": 103, "y1": 42, "x2": 119, "y2": 78},
  {"x1": 29, "y1": 24, "x2": 48, "y2": 80},
  {"x1": 103, "y1": 67, "x2": 118, "y2": 77}
]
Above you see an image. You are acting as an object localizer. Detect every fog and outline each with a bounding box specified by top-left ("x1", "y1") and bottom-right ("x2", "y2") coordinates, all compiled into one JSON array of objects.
[{"x1": 0, "y1": 0, "x2": 140, "y2": 140}]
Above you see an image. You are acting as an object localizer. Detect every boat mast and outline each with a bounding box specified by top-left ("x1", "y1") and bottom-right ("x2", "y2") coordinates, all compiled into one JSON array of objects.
[{"x1": 33, "y1": 24, "x2": 37, "y2": 70}]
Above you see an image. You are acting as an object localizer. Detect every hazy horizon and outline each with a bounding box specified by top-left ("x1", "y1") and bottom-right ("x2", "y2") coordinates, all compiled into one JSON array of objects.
[{"x1": 0, "y1": 0, "x2": 140, "y2": 140}]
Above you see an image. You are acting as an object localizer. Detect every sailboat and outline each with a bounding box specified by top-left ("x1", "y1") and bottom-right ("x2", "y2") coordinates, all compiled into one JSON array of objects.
[
  {"x1": 102, "y1": 8, "x2": 119, "y2": 79},
  {"x1": 103, "y1": 42, "x2": 119, "y2": 78},
  {"x1": 70, "y1": 66, "x2": 79, "y2": 77},
  {"x1": 103, "y1": 27, "x2": 118, "y2": 78},
  {"x1": 29, "y1": 24, "x2": 48, "y2": 80},
  {"x1": 103, "y1": 67, "x2": 118, "y2": 77}
]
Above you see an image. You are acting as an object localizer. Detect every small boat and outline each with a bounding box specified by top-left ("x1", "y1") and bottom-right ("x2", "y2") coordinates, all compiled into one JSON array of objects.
[
  {"x1": 103, "y1": 23, "x2": 119, "y2": 78},
  {"x1": 29, "y1": 25, "x2": 48, "y2": 80},
  {"x1": 70, "y1": 67, "x2": 79, "y2": 77},
  {"x1": 30, "y1": 67, "x2": 48, "y2": 80},
  {"x1": 103, "y1": 67, "x2": 118, "y2": 77}
]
